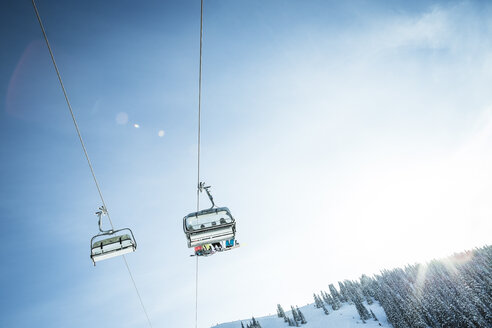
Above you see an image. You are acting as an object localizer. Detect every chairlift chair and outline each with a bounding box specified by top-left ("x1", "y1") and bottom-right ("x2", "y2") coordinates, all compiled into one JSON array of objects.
[
  {"x1": 183, "y1": 183, "x2": 237, "y2": 249},
  {"x1": 90, "y1": 206, "x2": 137, "y2": 265}
]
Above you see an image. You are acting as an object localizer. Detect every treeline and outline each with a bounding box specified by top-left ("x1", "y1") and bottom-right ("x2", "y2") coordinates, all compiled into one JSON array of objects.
[
  {"x1": 310, "y1": 245, "x2": 492, "y2": 327},
  {"x1": 313, "y1": 279, "x2": 378, "y2": 323},
  {"x1": 276, "y1": 304, "x2": 307, "y2": 326},
  {"x1": 241, "y1": 317, "x2": 262, "y2": 328}
]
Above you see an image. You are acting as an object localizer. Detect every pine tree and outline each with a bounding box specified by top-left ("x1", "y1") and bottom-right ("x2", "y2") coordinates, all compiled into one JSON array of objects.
[
  {"x1": 246, "y1": 316, "x2": 262, "y2": 328},
  {"x1": 291, "y1": 305, "x2": 299, "y2": 321},
  {"x1": 322, "y1": 290, "x2": 335, "y2": 308},
  {"x1": 321, "y1": 303, "x2": 330, "y2": 315},
  {"x1": 370, "y1": 309, "x2": 378, "y2": 321},
  {"x1": 354, "y1": 298, "x2": 371, "y2": 321},
  {"x1": 297, "y1": 306, "x2": 307, "y2": 324},
  {"x1": 277, "y1": 304, "x2": 286, "y2": 318},
  {"x1": 313, "y1": 293, "x2": 323, "y2": 308},
  {"x1": 329, "y1": 284, "x2": 342, "y2": 309},
  {"x1": 338, "y1": 281, "x2": 349, "y2": 303}
]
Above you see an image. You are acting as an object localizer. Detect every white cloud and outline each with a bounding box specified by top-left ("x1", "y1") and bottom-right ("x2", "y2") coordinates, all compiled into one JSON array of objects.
[{"x1": 380, "y1": 7, "x2": 452, "y2": 50}]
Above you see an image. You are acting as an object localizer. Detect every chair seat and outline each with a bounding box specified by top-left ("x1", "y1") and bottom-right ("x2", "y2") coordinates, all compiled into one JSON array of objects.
[
  {"x1": 91, "y1": 245, "x2": 136, "y2": 262},
  {"x1": 90, "y1": 232, "x2": 136, "y2": 265}
]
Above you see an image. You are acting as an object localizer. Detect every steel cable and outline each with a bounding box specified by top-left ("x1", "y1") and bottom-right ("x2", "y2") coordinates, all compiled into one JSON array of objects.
[
  {"x1": 31, "y1": 1, "x2": 153, "y2": 327},
  {"x1": 195, "y1": 1, "x2": 204, "y2": 327}
]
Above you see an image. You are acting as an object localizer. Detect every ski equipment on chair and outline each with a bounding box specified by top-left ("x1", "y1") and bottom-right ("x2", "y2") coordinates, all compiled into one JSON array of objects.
[{"x1": 183, "y1": 183, "x2": 239, "y2": 255}]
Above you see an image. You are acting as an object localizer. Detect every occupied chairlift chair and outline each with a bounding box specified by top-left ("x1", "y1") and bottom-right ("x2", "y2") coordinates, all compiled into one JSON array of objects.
[
  {"x1": 183, "y1": 183, "x2": 238, "y2": 250},
  {"x1": 90, "y1": 206, "x2": 137, "y2": 265}
]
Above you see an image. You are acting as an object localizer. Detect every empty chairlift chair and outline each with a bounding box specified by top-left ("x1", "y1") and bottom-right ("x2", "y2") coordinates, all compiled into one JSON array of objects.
[
  {"x1": 90, "y1": 206, "x2": 137, "y2": 265},
  {"x1": 183, "y1": 183, "x2": 238, "y2": 250}
]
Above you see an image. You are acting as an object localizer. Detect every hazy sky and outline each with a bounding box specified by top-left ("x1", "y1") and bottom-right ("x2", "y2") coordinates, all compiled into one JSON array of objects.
[{"x1": 1, "y1": 0, "x2": 492, "y2": 327}]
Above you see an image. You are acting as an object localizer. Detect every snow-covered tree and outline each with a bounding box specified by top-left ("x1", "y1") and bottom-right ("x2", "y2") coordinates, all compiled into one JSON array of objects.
[
  {"x1": 321, "y1": 303, "x2": 330, "y2": 315},
  {"x1": 291, "y1": 305, "x2": 299, "y2": 322},
  {"x1": 313, "y1": 293, "x2": 323, "y2": 308},
  {"x1": 328, "y1": 284, "x2": 342, "y2": 310},
  {"x1": 354, "y1": 298, "x2": 371, "y2": 321},
  {"x1": 370, "y1": 309, "x2": 378, "y2": 321},
  {"x1": 277, "y1": 304, "x2": 286, "y2": 318},
  {"x1": 296, "y1": 306, "x2": 307, "y2": 324}
]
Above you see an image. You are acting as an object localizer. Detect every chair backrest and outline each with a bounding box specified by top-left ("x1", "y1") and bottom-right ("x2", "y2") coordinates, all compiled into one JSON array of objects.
[{"x1": 92, "y1": 234, "x2": 132, "y2": 249}]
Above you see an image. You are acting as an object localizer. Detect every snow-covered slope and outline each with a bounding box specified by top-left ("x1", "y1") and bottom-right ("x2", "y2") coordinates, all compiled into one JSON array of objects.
[{"x1": 212, "y1": 301, "x2": 392, "y2": 328}]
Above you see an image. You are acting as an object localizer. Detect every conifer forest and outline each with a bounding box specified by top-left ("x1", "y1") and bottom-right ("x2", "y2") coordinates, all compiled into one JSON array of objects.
[{"x1": 239, "y1": 245, "x2": 492, "y2": 328}]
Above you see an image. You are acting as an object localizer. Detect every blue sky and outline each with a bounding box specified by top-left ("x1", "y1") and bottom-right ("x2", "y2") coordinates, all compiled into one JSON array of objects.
[{"x1": 1, "y1": 0, "x2": 492, "y2": 327}]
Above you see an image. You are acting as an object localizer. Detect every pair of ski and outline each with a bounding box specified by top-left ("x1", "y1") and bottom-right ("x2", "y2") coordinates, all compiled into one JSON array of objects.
[{"x1": 190, "y1": 244, "x2": 241, "y2": 257}]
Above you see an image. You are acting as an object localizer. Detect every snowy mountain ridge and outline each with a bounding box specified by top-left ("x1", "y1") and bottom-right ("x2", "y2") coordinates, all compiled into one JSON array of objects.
[
  {"x1": 211, "y1": 245, "x2": 492, "y2": 328},
  {"x1": 212, "y1": 301, "x2": 391, "y2": 328}
]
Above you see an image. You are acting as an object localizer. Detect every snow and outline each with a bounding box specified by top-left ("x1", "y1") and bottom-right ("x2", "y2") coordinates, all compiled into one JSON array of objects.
[{"x1": 211, "y1": 302, "x2": 392, "y2": 328}]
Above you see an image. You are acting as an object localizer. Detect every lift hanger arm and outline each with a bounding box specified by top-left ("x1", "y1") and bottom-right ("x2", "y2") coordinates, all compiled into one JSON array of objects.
[
  {"x1": 198, "y1": 182, "x2": 215, "y2": 209},
  {"x1": 96, "y1": 206, "x2": 112, "y2": 233}
]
